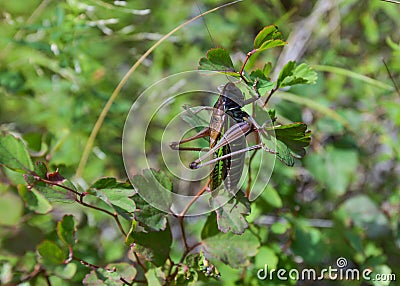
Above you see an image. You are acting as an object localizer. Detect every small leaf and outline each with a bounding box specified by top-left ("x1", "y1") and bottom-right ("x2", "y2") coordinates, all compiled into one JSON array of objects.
[
  {"x1": 57, "y1": 215, "x2": 77, "y2": 247},
  {"x1": 0, "y1": 134, "x2": 34, "y2": 172},
  {"x1": 253, "y1": 25, "x2": 286, "y2": 52},
  {"x1": 89, "y1": 188, "x2": 136, "y2": 221},
  {"x1": 125, "y1": 219, "x2": 137, "y2": 245},
  {"x1": 276, "y1": 141, "x2": 295, "y2": 167},
  {"x1": 145, "y1": 267, "x2": 166, "y2": 286},
  {"x1": 249, "y1": 69, "x2": 274, "y2": 95},
  {"x1": 271, "y1": 222, "x2": 289, "y2": 235},
  {"x1": 89, "y1": 177, "x2": 136, "y2": 220},
  {"x1": 90, "y1": 177, "x2": 132, "y2": 189},
  {"x1": 203, "y1": 230, "x2": 260, "y2": 268},
  {"x1": 277, "y1": 61, "x2": 317, "y2": 88},
  {"x1": 267, "y1": 123, "x2": 311, "y2": 159},
  {"x1": 198, "y1": 48, "x2": 235, "y2": 72},
  {"x1": 37, "y1": 240, "x2": 66, "y2": 266},
  {"x1": 131, "y1": 169, "x2": 173, "y2": 213},
  {"x1": 24, "y1": 173, "x2": 76, "y2": 202},
  {"x1": 34, "y1": 161, "x2": 48, "y2": 178},
  {"x1": 18, "y1": 184, "x2": 52, "y2": 214},
  {"x1": 104, "y1": 263, "x2": 137, "y2": 284},
  {"x1": 130, "y1": 226, "x2": 172, "y2": 266},
  {"x1": 53, "y1": 263, "x2": 77, "y2": 279},
  {"x1": 94, "y1": 268, "x2": 121, "y2": 286},
  {"x1": 133, "y1": 195, "x2": 168, "y2": 231},
  {"x1": 212, "y1": 191, "x2": 251, "y2": 234},
  {"x1": 83, "y1": 270, "x2": 105, "y2": 285}
]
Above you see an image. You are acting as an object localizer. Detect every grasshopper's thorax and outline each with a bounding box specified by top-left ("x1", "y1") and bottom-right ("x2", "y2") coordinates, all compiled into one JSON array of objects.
[{"x1": 221, "y1": 82, "x2": 250, "y2": 124}]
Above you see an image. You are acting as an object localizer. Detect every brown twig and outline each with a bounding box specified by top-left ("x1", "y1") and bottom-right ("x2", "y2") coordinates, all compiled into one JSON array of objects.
[
  {"x1": 34, "y1": 176, "x2": 127, "y2": 237},
  {"x1": 133, "y1": 251, "x2": 148, "y2": 272},
  {"x1": 179, "y1": 179, "x2": 210, "y2": 218}
]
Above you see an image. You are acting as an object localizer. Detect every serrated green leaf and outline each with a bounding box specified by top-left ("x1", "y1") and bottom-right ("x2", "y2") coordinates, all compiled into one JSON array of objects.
[
  {"x1": 211, "y1": 191, "x2": 250, "y2": 234},
  {"x1": 83, "y1": 270, "x2": 105, "y2": 285},
  {"x1": 267, "y1": 123, "x2": 311, "y2": 159},
  {"x1": 276, "y1": 141, "x2": 295, "y2": 167},
  {"x1": 198, "y1": 48, "x2": 235, "y2": 72},
  {"x1": 37, "y1": 240, "x2": 66, "y2": 266},
  {"x1": 94, "y1": 268, "x2": 121, "y2": 286},
  {"x1": 203, "y1": 230, "x2": 260, "y2": 268},
  {"x1": 24, "y1": 173, "x2": 76, "y2": 202},
  {"x1": 90, "y1": 177, "x2": 132, "y2": 189},
  {"x1": 130, "y1": 226, "x2": 172, "y2": 267},
  {"x1": 57, "y1": 215, "x2": 77, "y2": 246},
  {"x1": 89, "y1": 188, "x2": 136, "y2": 221},
  {"x1": 34, "y1": 161, "x2": 48, "y2": 178},
  {"x1": 0, "y1": 134, "x2": 34, "y2": 172},
  {"x1": 131, "y1": 169, "x2": 173, "y2": 213},
  {"x1": 132, "y1": 195, "x2": 167, "y2": 231},
  {"x1": 104, "y1": 263, "x2": 137, "y2": 284},
  {"x1": 277, "y1": 61, "x2": 317, "y2": 88},
  {"x1": 254, "y1": 25, "x2": 286, "y2": 52},
  {"x1": 249, "y1": 69, "x2": 274, "y2": 95},
  {"x1": 18, "y1": 184, "x2": 52, "y2": 214}
]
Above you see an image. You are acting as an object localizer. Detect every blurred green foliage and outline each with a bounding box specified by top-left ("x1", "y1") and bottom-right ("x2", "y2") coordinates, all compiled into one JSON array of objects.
[{"x1": 0, "y1": 0, "x2": 399, "y2": 285}]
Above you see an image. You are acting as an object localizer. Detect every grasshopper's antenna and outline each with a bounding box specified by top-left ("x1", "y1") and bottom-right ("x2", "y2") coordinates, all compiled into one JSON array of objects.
[
  {"x1": 193, "y1": 0, "x2": 215, "y2": 47},
  {"x1": 383, "y1": 59, "x2": 400, "y2": 96}
]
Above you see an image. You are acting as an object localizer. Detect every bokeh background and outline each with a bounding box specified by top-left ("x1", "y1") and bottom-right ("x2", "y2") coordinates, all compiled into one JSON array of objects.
[{"x1": 0, "y1": 0, "x2": 399, "y2": 285}]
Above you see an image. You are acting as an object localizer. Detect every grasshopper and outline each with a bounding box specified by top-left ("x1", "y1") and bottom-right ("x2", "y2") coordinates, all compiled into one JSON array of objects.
[{"x1": 170, "y1": 82, "x2": 278, "y2": 197}]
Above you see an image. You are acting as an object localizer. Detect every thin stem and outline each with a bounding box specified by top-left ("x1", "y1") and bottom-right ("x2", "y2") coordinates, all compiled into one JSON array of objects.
[
  {"x1": 133, "y1": 251, "x2": 148, "y2": 272},
  {"x1": 34, "y1": 176, "x2": 127, "y2": 237},
  {"x1": 239, "y1": 49, "x2": 257, "y2": 76},
  {"x1": 179, "y1": 216, "x2": 189, "y2": 250},
  {"x1": 179, "y1": 179, "x2": 210, "y2": 218},
  {"x1": 35, "y1": 176, "x2": 81, "y2": 196},
  {"x1": 78, "y1": 194, "x2": 127, "y2": 237},
  {"x1": 263, "y1": 87, "x2": 278, "y2": 107},
  {"x1": 383, "y1": 59, "x2": 400, "y2": 96},
  {"x1": 73, "y1": 256, "x2": 101, "y2": 270}
]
